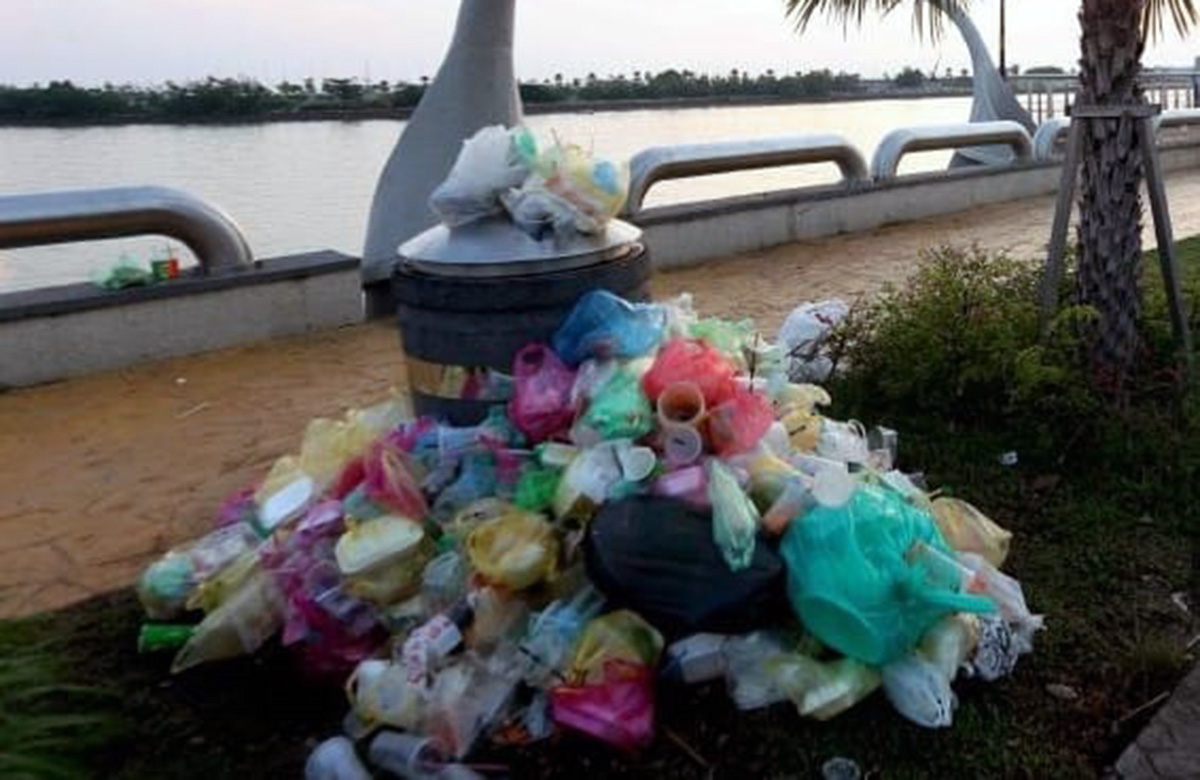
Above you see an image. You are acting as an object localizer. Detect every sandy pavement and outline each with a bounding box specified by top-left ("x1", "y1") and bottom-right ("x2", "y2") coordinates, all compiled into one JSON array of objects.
[{"x1": 5, "y1": 168, "x2": 1200, "y2": 618}]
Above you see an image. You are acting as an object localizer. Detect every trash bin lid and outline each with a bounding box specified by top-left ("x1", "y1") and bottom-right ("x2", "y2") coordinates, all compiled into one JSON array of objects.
[{"x1": 398, "y1": 218, "x2": 642, "y2": 278}]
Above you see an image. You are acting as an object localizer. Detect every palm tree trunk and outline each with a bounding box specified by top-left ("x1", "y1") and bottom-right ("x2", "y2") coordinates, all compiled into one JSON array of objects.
[{"x1": 1075, "y1": 0, "x2": 1147, "y2": 390}]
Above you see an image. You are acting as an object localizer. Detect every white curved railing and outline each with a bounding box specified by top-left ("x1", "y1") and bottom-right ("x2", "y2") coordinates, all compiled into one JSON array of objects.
[
  {"x1": 0, "y1": 186, "x2": 254, "y2": 273},
  {"x1": 871, "y1": 121, "x2": 1034, "y2": 179},
  {"x1": 624, "y1": 135, "x2": 868, "y2": 217}
]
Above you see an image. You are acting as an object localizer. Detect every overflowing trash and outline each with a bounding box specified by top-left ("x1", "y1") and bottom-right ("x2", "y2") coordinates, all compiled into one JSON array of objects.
[
  {"x1": 135, "y1": 289, "x2": 1042, "y2": 775},
  {"x1": 430, "y1": 125, "x2": 628, "y2": 241}
]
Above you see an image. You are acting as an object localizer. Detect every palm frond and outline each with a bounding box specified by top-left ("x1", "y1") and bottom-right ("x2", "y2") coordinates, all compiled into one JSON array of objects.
[
  {"x1": 1142, "y1": 0, "x2": 1197, "y2": 40},
  {"x1": 783, "y1": 0, "x2": 973, "y2": 41}
]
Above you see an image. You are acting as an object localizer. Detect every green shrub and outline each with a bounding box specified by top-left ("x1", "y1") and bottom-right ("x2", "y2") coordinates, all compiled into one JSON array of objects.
[{"x1": 826, "y1": 244, "x2": 1196, "y2": 475}]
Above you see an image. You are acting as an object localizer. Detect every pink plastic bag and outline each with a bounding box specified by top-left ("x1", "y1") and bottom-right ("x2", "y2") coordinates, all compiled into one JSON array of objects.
[
  {"x1": 551, "y1": 660, "x2": 656, "y2": 752},
  {"x1": 642, "y1": 339, "x2": 738, "y2": 408},
  {"x1": 706, "y1": 387, "x2": 775, "y2": 456},
  {"x1": 362, "y1": 437, "x2": 429, "y2": 519},
  {"x1": 508, "y1": 343, "x2": 576, "y2": 443}
]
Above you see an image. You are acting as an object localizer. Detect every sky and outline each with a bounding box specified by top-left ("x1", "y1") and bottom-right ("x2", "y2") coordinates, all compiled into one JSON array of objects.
[{"x1": 2, "y1": 0, "x2": 1199, "y2": 87}]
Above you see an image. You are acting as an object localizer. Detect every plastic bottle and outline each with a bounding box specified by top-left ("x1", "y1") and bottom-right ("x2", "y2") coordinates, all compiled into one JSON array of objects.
[
  {"x1": 306, "y1": 736, "x2": 372, "y2": 780},
  {"x1": 137, "y1": 624, "x2": 195, "y2": 654},
  {"x1": 663, "y1": 633, "x2": 730, "y2": 684},
  {"x1": 401, "y1": 600, "x2": 476, "y2": 687},
  {"x1": 762, "y1": 477, "x2": 814, "y2": 535}
]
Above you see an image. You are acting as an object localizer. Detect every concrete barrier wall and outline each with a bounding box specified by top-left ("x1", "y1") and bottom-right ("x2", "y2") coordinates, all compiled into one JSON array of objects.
[
  {"x1": 637, "y1": 140, "x2": 1200, "y2": 269},
  {"x1": 0, "y1": 251, "x2": 361, "y2": 388}
]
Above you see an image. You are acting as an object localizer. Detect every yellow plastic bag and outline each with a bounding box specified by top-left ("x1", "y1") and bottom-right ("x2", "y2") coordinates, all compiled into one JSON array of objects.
[
  {"x1": 776, "y1": 384, "x2": 831, "y2": 453},
  {"x1": 744, "y1": 452, "x2": 804, "y2": 510},
  {"x1": 466, "y1": 505, "x2": 560, "y2": 590},
  {"x1": 186, "y1": 550, "x2": 259, "y2": 614},
  {"x1": 568, "y1": 610, "x2": 664, "y2": 685},
  {"x1": 930, "y1": 498, "x2": 1012, "y2": 567}
]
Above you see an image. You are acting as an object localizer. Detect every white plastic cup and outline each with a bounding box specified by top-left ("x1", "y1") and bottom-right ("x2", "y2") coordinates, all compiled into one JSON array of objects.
[
  {"x1": 656, "y1": 381, "x2": 705, "y2": 426},
  {"x1": 306, "y1": 736, "x2": 371, "y2": 780},
  {"x1": 662, "y1": 424, "x2": 704, "y2": 466},
  {"x1": 368, "y1": 731, "x2": 444, "y2": 779}
]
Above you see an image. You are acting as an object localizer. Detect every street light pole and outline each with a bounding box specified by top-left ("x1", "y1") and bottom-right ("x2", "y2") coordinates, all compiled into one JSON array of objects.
[{"x1": 999, "y1": 0, "x2": 1007, "y2": 80}]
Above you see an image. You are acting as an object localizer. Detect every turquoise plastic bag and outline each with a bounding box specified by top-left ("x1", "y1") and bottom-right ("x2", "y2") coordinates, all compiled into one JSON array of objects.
[{"x1": 780, "y1": 484, "x2": 994, "y2": 666}]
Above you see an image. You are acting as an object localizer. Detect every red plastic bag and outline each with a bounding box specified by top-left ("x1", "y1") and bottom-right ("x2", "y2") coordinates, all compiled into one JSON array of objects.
[
  {"x1": 551, "y1": 660, "x2": 656, "y2": 752},
  {"x1": 508, "y1": 343, "x2": 576, "y2": 443},
  {"x1": 642, "y1": 339, "x2": 738, "y2": 408},
  {"x1": 707, "y1": 387, "x2": 775, "y2": 456},
  {"x1": 362, "y1": 438, "x2": 428, "y2": 519}
]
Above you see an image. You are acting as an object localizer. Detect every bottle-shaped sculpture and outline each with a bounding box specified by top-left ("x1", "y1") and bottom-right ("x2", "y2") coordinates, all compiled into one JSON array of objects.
[
  {"x1": 946, "y1": 5, "x2": 1035, "y2": 167},
  {"x1": 361, "y1": 0, "x2": 522, "y2": 317}
]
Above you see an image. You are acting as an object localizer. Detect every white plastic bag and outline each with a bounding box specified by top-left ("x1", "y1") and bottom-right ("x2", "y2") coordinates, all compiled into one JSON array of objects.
[
  {"x1": 430, "y1": 126, "x2": 530, "y2": 227},
  {"x1": 881, "y1": 655, "x2": 956, "y2": 728},
  {"x1": 776, "y1": 299, "x2": 850, "y2": 383}
]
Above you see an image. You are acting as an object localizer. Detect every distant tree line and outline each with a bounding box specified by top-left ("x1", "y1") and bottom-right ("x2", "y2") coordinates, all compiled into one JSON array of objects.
[{"x1": 0, "y1": 68, "x2": 968, "y2": 123}]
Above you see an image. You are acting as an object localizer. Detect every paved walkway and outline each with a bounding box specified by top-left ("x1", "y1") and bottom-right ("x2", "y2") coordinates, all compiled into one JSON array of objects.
[
  {"x1": 1115, "y1": 663, "x2": 1200, "y2": 779},
  {"x1": 5, "y1": 168, "x2": 1200, "y2": 620}
]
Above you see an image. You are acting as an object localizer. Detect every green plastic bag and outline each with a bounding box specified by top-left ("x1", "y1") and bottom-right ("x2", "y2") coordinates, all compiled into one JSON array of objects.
[
  {"x1": 707, "y1": 459, "x2": 760, "y2": 572},
  {"x1": 514, "y1": 464, "x2": 563, "y2": 513},
  {"x1": 581, "y1": 369, "x2": 654, "y2": 441},
  {"x1": 780, "y1": 484, "x2": 994, "y2": 666}
]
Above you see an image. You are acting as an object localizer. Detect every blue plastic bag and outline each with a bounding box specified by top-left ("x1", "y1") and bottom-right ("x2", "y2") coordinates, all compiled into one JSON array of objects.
[{"x1": 552, "y1": 291, "x2": 667, "y2": 367}]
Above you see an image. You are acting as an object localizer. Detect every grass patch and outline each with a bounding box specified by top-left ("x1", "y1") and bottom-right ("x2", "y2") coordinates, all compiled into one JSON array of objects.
[{"x1": 0, "y1": 240, "x2": 1197, "y2": 778}]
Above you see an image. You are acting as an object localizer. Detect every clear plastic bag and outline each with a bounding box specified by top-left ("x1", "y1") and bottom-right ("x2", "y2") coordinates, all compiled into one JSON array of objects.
[
  {"x1": 770, "y1": 654, "x2": 881, "y2": 721},
  {"x1": 508, "y1": 343, "x2": 576, "y2": 443},
  {"x1": 776, "y1": 299, "x2": 849, "y2": 383},
  {"x1": 171, "y1": 566, "x2": 285, "y2": 673},
  {"x1": 518, "y1": 138, "x2": 629, "y2": 235},
  {"x1": 881, "y1": 655, "x2": 956, "y2": 728},
  {"x1": 722, "y1": 631, "x2": 790, "y2": 710},
  {"x1": 552, "y1": 291, "x2": 667, "y2": 367},
  {"x1": 346, "y1": 658, "x2": 425, "y2": 731},
  {"x1": 429, "y1": 125, "x2": 531, "y2": 228},
  {"x1": 707, "y1": 460, "x2": 760, "y2": 572},
  {"x1": 424, "y1": 649, "x2": 523, "y2": 758},
  {"x1": 520, "y1": 585, "x2": 606, "y2": 688}
]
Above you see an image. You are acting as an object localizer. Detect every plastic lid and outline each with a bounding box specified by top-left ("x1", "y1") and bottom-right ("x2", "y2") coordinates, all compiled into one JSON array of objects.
[
  {"x1": 398, "y1": 217, "x2": 642, "y2": 278},
  {"x1": 336, "y1": 516, "x2": 426, "y2": 576}
]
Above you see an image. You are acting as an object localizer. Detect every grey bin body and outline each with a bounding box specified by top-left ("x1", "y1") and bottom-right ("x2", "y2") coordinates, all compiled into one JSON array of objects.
[{"x1": 394, "y1": 218, "x2": 652, "y2": 426}]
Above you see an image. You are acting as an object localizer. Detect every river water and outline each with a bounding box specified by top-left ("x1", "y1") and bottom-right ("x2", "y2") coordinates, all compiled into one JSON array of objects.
[{"x1": 0, "y1": 97, "x2": 970, "y2": 292}]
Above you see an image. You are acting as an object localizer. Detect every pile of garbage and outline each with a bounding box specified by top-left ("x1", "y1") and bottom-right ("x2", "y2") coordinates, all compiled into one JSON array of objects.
[{"x1": 135, "y1": 291, "x2": 1042, "y2": 778}]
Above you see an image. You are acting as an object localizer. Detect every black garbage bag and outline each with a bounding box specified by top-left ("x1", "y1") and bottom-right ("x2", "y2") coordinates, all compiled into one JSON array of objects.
[{"x1": 584, "y1": 496, "x2": 787, "y2": 637}]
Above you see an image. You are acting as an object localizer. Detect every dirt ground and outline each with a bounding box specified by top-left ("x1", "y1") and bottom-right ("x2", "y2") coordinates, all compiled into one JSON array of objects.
[{"x1": 5, "y1": 169, "x2": 1200, "y2": 618}]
